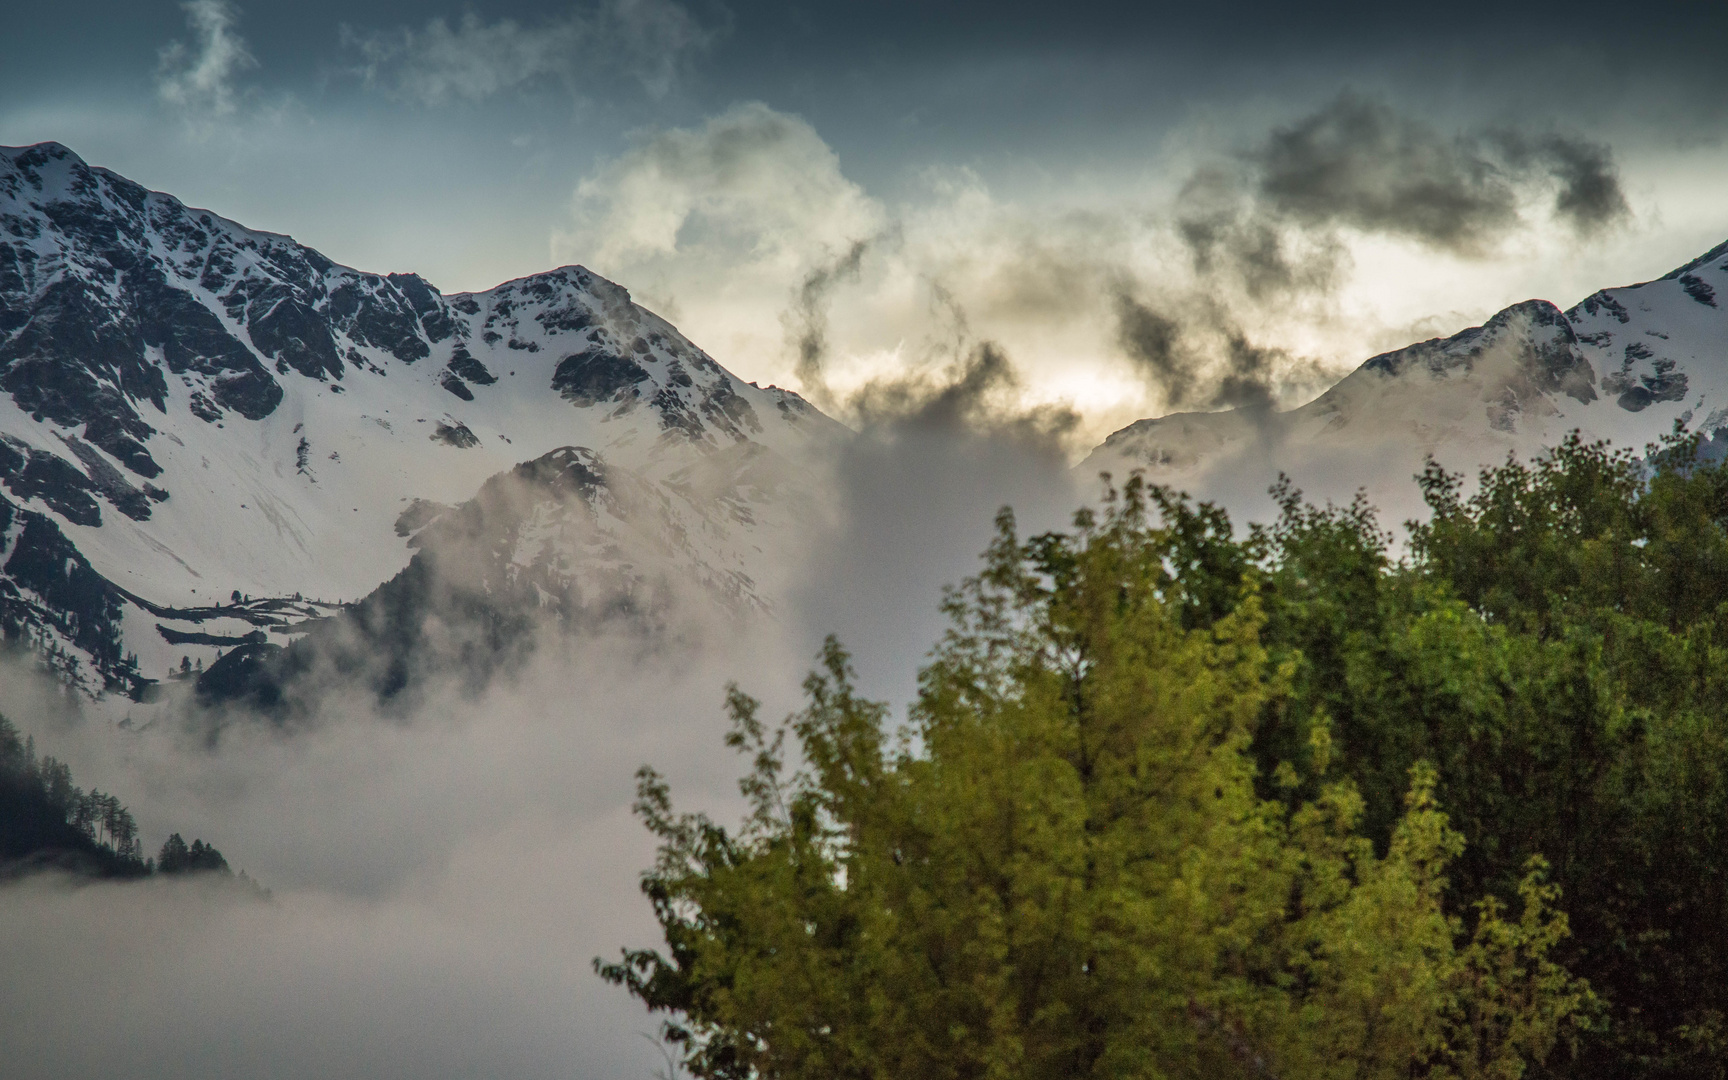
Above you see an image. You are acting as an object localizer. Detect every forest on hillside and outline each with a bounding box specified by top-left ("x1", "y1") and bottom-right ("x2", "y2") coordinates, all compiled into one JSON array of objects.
[
  {"x1": 608, "y1": 429, "x2": 1728, "y2": 1080},
  {"x1": 0, "y1": 713, "x2": 230, "y2": 881}
]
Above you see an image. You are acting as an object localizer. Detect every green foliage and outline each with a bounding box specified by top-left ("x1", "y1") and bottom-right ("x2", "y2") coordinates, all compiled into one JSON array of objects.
[
  {"x1": 1251, "y1": 428, "x2": 1728, "y2": 1079},
  {"x1": 603, "y1": 481, "x2": 1590, "y2": 1080}
]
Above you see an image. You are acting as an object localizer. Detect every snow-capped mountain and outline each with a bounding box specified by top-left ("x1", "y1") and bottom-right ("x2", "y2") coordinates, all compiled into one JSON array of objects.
[
  {"x1": 12, "y1": 137, "x2": 1725, "y2": 704},
  {"x1": 199, "y1": 440, "x2": 823, "y2": 714},
  {"x1": 1084, "y1": 241, "x2": 1728, "y2": 514},
  {"x1": 0, "y1": 142, "x2": 840, "y2": 700}
]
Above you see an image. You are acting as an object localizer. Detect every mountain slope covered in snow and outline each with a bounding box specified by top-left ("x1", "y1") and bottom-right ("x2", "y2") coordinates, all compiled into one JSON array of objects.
[
  {"x1": 198, "y1": 440, "x2": 823, "y2": 714},
  {"x1": 0, "y1": 142, "x2": 839, "y2": 699},
  {"x1": 1084, "y1": 243, "x2": 1728, "y2": 515}
]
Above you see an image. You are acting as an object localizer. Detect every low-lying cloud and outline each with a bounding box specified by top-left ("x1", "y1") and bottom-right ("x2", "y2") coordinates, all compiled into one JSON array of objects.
[
  {"x1": 0, "y1": 622, "x2": 798, "y2": 1079},
  {"x1": 0, "y1": 403, "x2": 1100, "y2": 1079},
  {"x1": 345, "y1": 0, "x2": 717, "y2": 105},
  {"x1": 848, "y1": 340, "x2": 1083, "y2": 448}
]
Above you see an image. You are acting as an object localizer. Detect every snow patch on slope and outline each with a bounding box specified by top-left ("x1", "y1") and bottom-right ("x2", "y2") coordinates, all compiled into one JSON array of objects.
[{"x1": 0, "y1": 142, "x2": 843, "y2": 698}]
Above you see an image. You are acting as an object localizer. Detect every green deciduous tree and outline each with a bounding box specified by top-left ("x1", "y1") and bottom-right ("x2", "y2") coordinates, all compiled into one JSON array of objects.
[{"x1": 602, "y1": 480, "x2": 1590, "y2": 1080}]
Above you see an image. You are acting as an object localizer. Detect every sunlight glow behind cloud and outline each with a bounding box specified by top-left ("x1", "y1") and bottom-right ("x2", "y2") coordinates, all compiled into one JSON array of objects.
[{"x1": 552, "y1": 98, "x2": 1716, "y2": 451}]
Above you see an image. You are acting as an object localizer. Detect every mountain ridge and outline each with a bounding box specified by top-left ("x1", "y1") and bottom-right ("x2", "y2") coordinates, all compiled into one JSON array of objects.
[
  {"x1": 0, "y1": 141, "x2": 840, "y2": 701},
  {"x1": 8, "y1": 138, "x2": 1728, "y2": 704},
  {"x1": 1084, "y1": 240, "x2": 1728, "y2": 511}
]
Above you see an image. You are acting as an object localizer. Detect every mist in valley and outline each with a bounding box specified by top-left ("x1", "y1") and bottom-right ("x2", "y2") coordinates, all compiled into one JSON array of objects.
[{"x1": 0, "y1": 420, "x2": 1087, "y2": 1080}]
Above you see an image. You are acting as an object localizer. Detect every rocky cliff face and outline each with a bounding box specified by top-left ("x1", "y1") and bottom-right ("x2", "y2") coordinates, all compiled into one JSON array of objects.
[{"x1": 0, "y1": 142, "x2": 841, "y2": 701}]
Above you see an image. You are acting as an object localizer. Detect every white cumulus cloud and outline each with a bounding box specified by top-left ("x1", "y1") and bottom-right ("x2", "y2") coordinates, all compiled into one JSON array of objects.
[{"x1": 553, "y1": 102, "x2": 1237, "y2": 444}]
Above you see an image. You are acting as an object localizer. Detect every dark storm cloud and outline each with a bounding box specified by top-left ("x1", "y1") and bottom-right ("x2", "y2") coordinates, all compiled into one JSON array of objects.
[
  {"x1": 1114, "y1": 294, "x2": 1193, "y2": 406},
  {"x1": 1213, "y1": 332, "x2": 1291, "y2": 412},
  {"x1": 1176, "y1": 165, "x2": 1349, "y2": 300},
  {"x1": 1490, "y1": 129, "x2": 1631, "y2": 234},
  {"x1": 1232, "y1": 92, "x2": 1630, "y2": 256},
  {"x1": 1150, "y1": 93, "x2": 1634, "y2": 409},
  {"x1": 1253, "y1": 92, "x2": 1522, "y2": 251},
  {"x1": 787, "y1": 237, "x2": 873, "y2": 408},
  {"x1": 1114, "y1": 291, "x2": 1315, "y2": 414},
  {"x1": 849, "y1": 340, "x2": 1081, "y2": 448}
]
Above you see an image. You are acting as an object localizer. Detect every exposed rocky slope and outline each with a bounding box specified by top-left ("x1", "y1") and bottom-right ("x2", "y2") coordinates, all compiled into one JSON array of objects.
[{"x1": 0, "y1": 142, "x2": 839, "y2": 700}]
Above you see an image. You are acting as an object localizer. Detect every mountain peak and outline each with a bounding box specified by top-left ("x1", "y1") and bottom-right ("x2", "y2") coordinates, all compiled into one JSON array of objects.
[
  {"x1": 1660, "y1": 237, "x2": 1728, "y2": 283},
  {"x1": 1, "y1": 141, "x2": 83, "y2": 166},
  {"x1": 0, "y1": 145, "x2": 843, "y2": 699},
  {"x1": 1083, "y1": 234, "x2": 1728, "y2": 522},
  {"x1": 1359, "y1": 297, "x2": 1596, "y2": 420}
]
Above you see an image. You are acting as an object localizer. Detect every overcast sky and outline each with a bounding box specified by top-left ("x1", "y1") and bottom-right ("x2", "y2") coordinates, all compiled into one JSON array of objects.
[{"x1": 6, "y1": 0, "x2": 1728, "y2": 438}]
